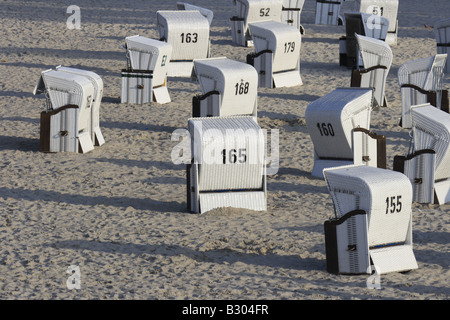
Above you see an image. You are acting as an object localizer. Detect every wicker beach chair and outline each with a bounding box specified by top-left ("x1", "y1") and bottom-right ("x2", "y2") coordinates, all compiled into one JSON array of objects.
[
  {"x1": 186, "y1": 116, "x2": 266, "y2": 213},
  {"x1": 192, "y1": 57, "x2": 258, "y2": 118},
  {"x1": 176, "y1": 2, "x2": 214, "y2": 25},
  {"x1": 323, "y1": 165, "x2": 418, "y2": 275},
  {"x1": 435, "y1": 18, "x2": 450, "y2": 74},
  {"x1": 281, "y1": 0, "x2": 305, "y2": 34},
  {"x1": 157, "y1": 10, "x2": 210, "y2": 77},
  {"x1": 394, "y1": 104, "x2": 450, "y2": 204},
  {"x1": 315, "y1": 0, "x2": 344, "y2": 25},
  {"x1": 350, "y1": 34, "x2": 392, "y2": 108},
  {"x1": 398, "y1": 54, "x2": 448, "y2": 128},
  {"x1": 55, "y1": 66, "x2": 105, "y2": 147},
  {"x1": 34, "y1": 69, "x2": 95, "y2": 153},
  {"x1": 340, "y1": 12, "x2": 389, "y2": 69},
  {"x1": 354, "y1": 0, "x2": 399, "y2": 45},
  {"x1": 120, "y1": 35, "x2": 172, "y2": 104},
  {"x1": 230, "y1": 0, "x2": 283, "y2": 47},
  {"x1": 247, "y1": 20, "x2": 302, "y2": 88},
  {"x1": 305, "y1": 87, "x2": 375, "y2": 178}
]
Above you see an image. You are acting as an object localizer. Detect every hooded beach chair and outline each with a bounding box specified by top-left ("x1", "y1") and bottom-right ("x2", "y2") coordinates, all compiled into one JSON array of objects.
[
  {"x1": 176, "y1": 2, "x2": 214, "y2": 26},
  {"x1": 350, "y1": 34, "x2": 392, "y2": 108},
  {"x1": 230, "y1": 0, "x2": 283, "y2": 47},
  {"x1": 246, "y1": 20, "x2": 302, "y2": 88},
  {"x1": 186, "y1": 116, "x2": 267, "y2": 213},
  {"x1": 192, "y1": 57, "x2": 258, "y2": 118},
  {"x1": 281, "y1": 0, "x2": 305, "y2": 34},
  {"x1": 34, "y1": 69, "x2": 95, "y2": 153},
  {"x1": 435, "y1": 18, "x2": 450, "y2": 74},
  {"x1": 157, "y1": 10, "x2": 210, "y2": 77},
  {"x1": 398, "y1": 54, "x2": 448, "y2": 128},
  {"x1": 305, "y1": 88, "x2": 377, "y2": 178},
  {"x1": 394, "y1": 104, "x2": 450, "y2": 205},
  {"x1": 354, "y1": 0, "x2": 399, "y2": 45},
  {"x1": 339, "y1": 12, "x2": 389, "y2": 69},
  {"x1": 314, "y1": 0, "x2": 343, "y2": 25},
  {"x1": 323, "y1": 165, "x2": 418, "y2": 275},
  {"x1": 55, "y1": 66, "x2": 105, "y2": 147},
  {"x1": 120, "y1": 35, "x2": 172, "y2": 104}
]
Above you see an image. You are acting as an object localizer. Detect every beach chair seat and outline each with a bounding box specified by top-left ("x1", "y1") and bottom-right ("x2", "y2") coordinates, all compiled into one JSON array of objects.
[
  {"x1": 55, "y1": 66, "x2": 105, "y2": 147},
  {"x1": 157, "y1": 10, "x2": 210, "y2": 77},
  {"x1": 120, "y1": 35, "x2": 172, "y2": 104},
  {"x1": 323, "y1": 165, "x2": 418, "y2": 275},
  {"x1": 435, "y1": 18, "x2": 450, "y2": 74},
  {"x1": 186, "y1": 116, "x2": 266, "y2": 213},
  {"x1": 192, "y1": 57, "x2": 258, "y2": 118},
  {"x1": 305, "y1": 87, "x2": 375, "y2": 178},
  {"x1": 350, "y1": 34, "x2": 392, "y2": 108},
  {"x1": 230, "y1": 0, "x2": 283, "y2": 47},
  {"x1": 394, "y1": 104, "x2": 450, "y2": 204},
  {"x1": 354, "y1": 0, "x2": 399, "y2": 45},
  {"x1": 176, "y1": 2, "x2": 214, "y2": 25},
  {"x1": 34, "y1": 69, "x2": 95, "y2": 153},
  {"x1": 398, "y1": 54, "x2": 448, "y2": 128},
  {"x1": 281, "y1": 0, "x2": 305, "y2": 34},
  {"x1": 340, "y1": 12, "x2": 389, "y2": 69},
  {"x1": 246, "y1": 20, "x2": 302, "y2": 88},
  {"x1": 315, "y1": 0, "x2": 343, "y2": 25}
]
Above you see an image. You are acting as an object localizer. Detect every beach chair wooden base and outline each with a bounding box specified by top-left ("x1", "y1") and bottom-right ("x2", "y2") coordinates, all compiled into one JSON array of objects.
[
  {"x1": 40, "y1": 105, "x2": 94, "y2": 154},
  {"x1": 121, "y1": 69, "x2": 171, "y2": 104}
]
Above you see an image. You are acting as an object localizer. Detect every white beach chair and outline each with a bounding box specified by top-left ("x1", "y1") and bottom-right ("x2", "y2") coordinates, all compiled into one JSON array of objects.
[
  {"x1": 435, "y1": 18, "x2": 450, "y2": 74},
  {"x1": 230, "y1": 0, "x2": 283, "y2": 47},
  {"x1": 176, "y1": 2, "x2": 214, "y2": 26},
  {"x1": 120, "y1": 35, "x2": 172, "y2": 104},
  {"x1": 305, "y1": 87, "x2": 374, "y2": 178},
  {"x1": 315, "y1": 0, "x2": 343, "y2": 25},
  {"x1": 394, "y1": 104, "x2": 450, "y2": 205},
  {"x1": 157, "y1": 10, "x2": 210, "y2": 77},
  {"x1": 281, "y1": 0, "x2": 305, "y2": 34},
  {"x1": 192, "y1": 57, "x2": 258, "y2": 118},
  {"x1": 186, "y1": 116, "x2": 266, "y2": 213},
  {"x1": 34, "y1": 69, "x2": 95, "y2": 153},
  {"x1": 354, "y1": 0, "x2": 399, "y2": 45},
  {"x1": 339, "y1": 12, "x2": 389, "y2": 69},
  {"x1": 350, "y1": 34, "x2": 392, "y2": 108},
  {"x1": 398, "y1": 54, "x2": 448, "y2": 128},
  {"x1": 55, "y1": 66, "x2": 105, "y2": 147},
  {"x1": 247, "y1": 20, "x2": 302, "y2": 88},
  {"x1": 323, "y1": 165, "x2": 418, "y2": 275}
]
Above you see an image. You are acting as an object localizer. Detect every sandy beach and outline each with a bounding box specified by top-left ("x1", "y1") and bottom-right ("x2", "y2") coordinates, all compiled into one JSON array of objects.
[{"x1": 0, "y1": 0, "x2": 448, "y2": 301}]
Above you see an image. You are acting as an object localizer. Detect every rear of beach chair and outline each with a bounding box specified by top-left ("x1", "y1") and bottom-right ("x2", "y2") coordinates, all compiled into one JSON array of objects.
[
  {"x1": 186, "y1": 116, "x2": 266, "y2": 213},
  {"x1": 192, "y1": 57, "x2": 258, "y2": 118},
  {"x1": 230, "y1": 0, "x2": 283, "y2": 47},
  {"x1": 355, "y1": 0, "x2": 399, "y2": 45},
  {"x1": 55, "y1": 66, "x2": 105, "y2": 147},
  {"x1": 281, "y1": 0, "x2": 305, "y2": 34},
  {"x1": 176, "y1": 2, "x2": 214, "y2": 26},
  {"x1": 157, "y1": 10, "x2": 210, "y2": 77},
  {"x1": 305, "y1": 87, "x2": 374, "y2": 178},
  {"x1": 247, "y1": 20, "x2": 302, "y2": 88},
  {"x1": 323, "y1": 165, "x2": 418, "y2": 275},
  {"x1": 340, "y1": 12, "x2": 389, "y2": 69},
  {"x1": 398, "y1": 54, "x2": 448, "y2": 128},
  {"x1": 315, "y1": 0, "x2": 343, "y2": 25},
  {"x1": 350, "y1": 34, "x2": 392, "y2": 109},
  {"x1": 34, "y1": 69, "x2": 95, "y2": 153},
  {"x1": 435, "y1": 18, "x2": 450, "y2": 74},
  {"x1": 121, "y1": 35, "x2": 173, "y2": 104}
]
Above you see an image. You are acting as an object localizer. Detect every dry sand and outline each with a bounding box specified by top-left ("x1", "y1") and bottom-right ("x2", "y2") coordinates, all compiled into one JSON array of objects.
[{"x1": 0, "y1": 0, "x2": 448, "y2": 300}]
